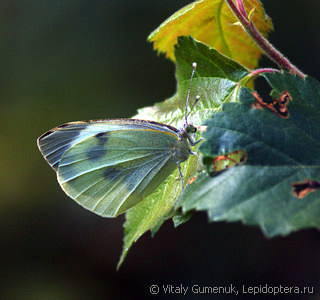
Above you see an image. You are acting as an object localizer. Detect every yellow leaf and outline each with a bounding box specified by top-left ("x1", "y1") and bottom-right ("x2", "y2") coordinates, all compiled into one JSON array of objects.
[{"x1": 148, "y1": 0, "x2": 273, "y2": 70}]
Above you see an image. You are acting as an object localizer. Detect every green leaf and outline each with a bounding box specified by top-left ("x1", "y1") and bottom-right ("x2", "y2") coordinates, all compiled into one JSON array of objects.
[
  {"x1": 137, "y1": 36, "x2": 249, "y2": 124},
  {"x1": 118, "y1": 36, "x2": 249, "y2": 268},
  {"x1": 148, "y1": 0, "x2": 273, "y2": 69},
  {"x1": 178, "y1": 72, "x2": 320, "y2": 237}
]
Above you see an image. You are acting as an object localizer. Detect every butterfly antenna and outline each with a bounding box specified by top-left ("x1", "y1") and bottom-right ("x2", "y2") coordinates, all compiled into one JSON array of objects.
[
  {"x1": 185, "y1": 62, "x2": 197, "y2": 124},
  {"x1": 186, "y1": 95, "x2": 200, "y2": 120}
]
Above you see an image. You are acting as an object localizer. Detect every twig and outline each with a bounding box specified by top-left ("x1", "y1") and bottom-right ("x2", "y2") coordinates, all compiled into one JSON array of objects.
[{"x1": 225, "y1": 0, "x2": 305, "y2": 78}]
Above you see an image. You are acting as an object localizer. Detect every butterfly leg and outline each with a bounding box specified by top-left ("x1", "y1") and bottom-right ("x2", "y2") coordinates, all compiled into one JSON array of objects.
[
  {"x1": 189, "y1": 136, "x2": 204, "y2": 146},
  {"x1": 193, "y1": 137, "x2": 204, "y2": 145},
  {"x1": 176, "y1": 162, "x2": 184, "y2": 189}
]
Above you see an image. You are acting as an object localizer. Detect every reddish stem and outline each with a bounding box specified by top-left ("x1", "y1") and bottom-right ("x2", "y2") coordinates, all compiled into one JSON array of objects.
[
  {"x1": 249, "y1": 68, "x2": 281, "y2": 77},
  {"x1": 236, "y1": 0, "x2": 248, "y2": 18},
  {"x1": 225, "y1": 0, "x2": 305, "y2": 78}
]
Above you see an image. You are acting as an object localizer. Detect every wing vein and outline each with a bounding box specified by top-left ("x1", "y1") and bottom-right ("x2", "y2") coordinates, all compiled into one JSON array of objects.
[{"x1": 60, "y1": 151, "x2": 170, "y2": 183}]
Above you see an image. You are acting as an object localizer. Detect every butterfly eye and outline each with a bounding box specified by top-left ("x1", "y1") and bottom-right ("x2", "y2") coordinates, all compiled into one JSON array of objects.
[{"x1": 185, "y1": 124, "x2": 197, "y2": 134}]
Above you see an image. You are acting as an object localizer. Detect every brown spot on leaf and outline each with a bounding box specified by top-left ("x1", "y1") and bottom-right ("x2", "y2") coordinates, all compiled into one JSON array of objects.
[
  {"x1": 188, "y1": 175, "x2": 197, "y2": 184},
  {"x1": 252, "y1": 90, "x2": 292, "y2": 118},
  {"x1": 291, "y1": 179, "x2": 320, "y2": 199},
  {"x1": 212, "y1": 150, "x2": 247, "y2": 172}
]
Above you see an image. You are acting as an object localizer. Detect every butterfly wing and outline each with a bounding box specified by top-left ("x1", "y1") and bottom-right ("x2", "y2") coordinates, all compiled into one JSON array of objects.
[
  {"x1": 37, "y1": 121, "x2": 133, "y2": 171},
  {"x1": 38, "y1": 120, "x2": 190, "y2": 217}
]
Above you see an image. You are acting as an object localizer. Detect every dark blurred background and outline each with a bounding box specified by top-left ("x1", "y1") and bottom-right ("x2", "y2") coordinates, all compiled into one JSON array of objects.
[{"x1": 1, "y1": 0, "x2": 320, "y2": 299}]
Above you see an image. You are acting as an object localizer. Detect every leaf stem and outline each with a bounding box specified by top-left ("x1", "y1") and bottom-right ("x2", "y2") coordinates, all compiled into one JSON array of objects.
[
  {"x1": 224, "y1": 0, "x2": 305, "y2": 78},
  {"x1": 238, "y1": 68, "x2": 280, "y2": 87},
  {"x1": 249, "y1": 68, "x2": 281, "y2": 77}
]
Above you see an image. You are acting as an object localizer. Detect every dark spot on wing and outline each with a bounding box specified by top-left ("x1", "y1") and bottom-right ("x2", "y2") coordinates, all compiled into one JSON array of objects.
[
  {"x1": 87, "y1": 147, "x2": 107, "y2": 160},
  {"x1": 39, "y1": 122, "x2": 88, "y2": 142},
  {"x1": 96, "y1": 132, "x2": 109, "y2": 145},
  {"x1": 86, "y1": 132, "x2": 110, "y2": 160},
  {"x1": 103, "y1": 167, "x2": 137, "y2": 193},
  {"x1": 103, "y1": 167, "x2": 121, "y2": 180}
]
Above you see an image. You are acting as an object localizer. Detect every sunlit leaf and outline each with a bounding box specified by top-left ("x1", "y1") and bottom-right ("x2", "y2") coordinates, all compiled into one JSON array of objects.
[{"x1": 148, "y1": 0, "x2": 273, "y2": 69}]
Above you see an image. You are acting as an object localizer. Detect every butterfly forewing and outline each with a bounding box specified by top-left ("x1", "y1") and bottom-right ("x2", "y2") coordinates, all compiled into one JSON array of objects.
[{"x1": 37, "y1": 120, "x2": 177, "y2": 170}]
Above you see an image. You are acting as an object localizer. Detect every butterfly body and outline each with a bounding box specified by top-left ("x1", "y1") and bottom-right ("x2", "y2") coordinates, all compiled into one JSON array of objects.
[{"x1": 37, "y1": 119, "x2": 197, "y2": 217}]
